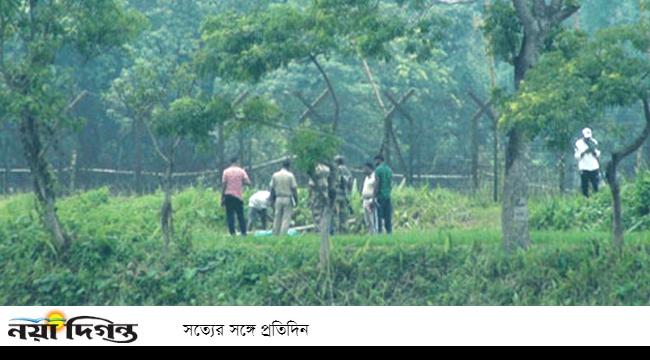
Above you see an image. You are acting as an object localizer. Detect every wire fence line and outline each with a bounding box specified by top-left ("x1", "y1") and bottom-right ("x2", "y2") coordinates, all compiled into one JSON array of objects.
[{"x1": 0, "y1": 157, "x2": 570, "y2": 197}]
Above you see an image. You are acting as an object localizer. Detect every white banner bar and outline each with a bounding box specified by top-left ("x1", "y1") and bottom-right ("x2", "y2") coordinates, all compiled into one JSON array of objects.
[{"x1": 2, "y1": 307, "x2": 649, "y2": 346}]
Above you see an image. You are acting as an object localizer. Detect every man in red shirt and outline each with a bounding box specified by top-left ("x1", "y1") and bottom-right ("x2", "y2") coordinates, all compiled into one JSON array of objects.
[{"x1": 222, "y1": 157, "x2": 251, "y2": 236}]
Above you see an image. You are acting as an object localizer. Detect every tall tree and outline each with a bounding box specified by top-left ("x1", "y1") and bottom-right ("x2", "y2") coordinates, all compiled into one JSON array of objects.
[
  {"x1": 484, "y1": 0, "x2": 580, "y2": 252},
  {"x1": 150, "y1": 92, "x2": 229, "y2": 250},
  {"x1": 0, "y1": 0, "x2": 142, "y2": 251},
  {"x1": 502, "y1": 20, "x2": 650, "y2": 249}
]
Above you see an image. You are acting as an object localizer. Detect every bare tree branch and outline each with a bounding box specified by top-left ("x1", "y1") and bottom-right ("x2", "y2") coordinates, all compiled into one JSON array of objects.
[
  {"x1": 144, "y1": 120, "x2": 170, "y2": 164},
  {"x1": 309, "y1": 53, "x2": 340, "y2": 133}
]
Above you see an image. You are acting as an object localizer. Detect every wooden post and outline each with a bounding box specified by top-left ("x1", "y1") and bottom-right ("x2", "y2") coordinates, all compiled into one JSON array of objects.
[
  {"x1": 69, "y1": 150, "x2": 77, "y2": 194},
  {"x1": 558, "y1": 153, "x2": 567, "y2": 194},
  {"x1": 1, "y1": 129, "x2": 7, "y2": 194},
  {"x1": 382, "y1": 89, "x2": 416, "y2": 182},
  {"x1": 296, "y1": 90, "x2": 329, "y2": 124},
  {"x1": 134, "y1": 118, "x2": 144, "y2": 195},
  {"x1": 493, "y1": 120, "x2": 499, "y2": 202},
  {"x1": 468, "y1": 91, "x2": 497, "y2": 196}
]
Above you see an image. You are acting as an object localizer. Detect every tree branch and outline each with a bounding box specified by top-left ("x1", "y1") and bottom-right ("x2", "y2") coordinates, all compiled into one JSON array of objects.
[
  {"x1": 309, "y1": 53, "x2": 340, "y2": 134},
  {"x1": 613, "y1": 97, "x2": 650, "y2": 161},
  {"x1": 551, "y1": 1, "x2": 580, "y2": 23},
  {"x1": 65, "y1": 90, "x2": 90, "y2": 113},
  {"x1": 361, "y1": 58, "x2": 387, "y2": 113},
  {"x1": 144, "y1": 120, "x2": 170, "y2": 164},
  {"x1": 232, "y1": 90, "x2": 250, "y2": 108}
]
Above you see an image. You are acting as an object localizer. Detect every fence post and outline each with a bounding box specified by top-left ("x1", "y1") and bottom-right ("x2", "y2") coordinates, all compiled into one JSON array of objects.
[{"x1": 69, "y1": 150, "x2": 77, "y2": 194}]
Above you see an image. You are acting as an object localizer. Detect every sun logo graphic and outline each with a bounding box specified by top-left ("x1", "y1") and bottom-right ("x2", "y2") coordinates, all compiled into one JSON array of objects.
[
  {"x1": 45, "y1": 310, "x2": 66, "y2": 332},
  {"x1": 10, "y1": 310, "x2": 67, "y2": 332}
]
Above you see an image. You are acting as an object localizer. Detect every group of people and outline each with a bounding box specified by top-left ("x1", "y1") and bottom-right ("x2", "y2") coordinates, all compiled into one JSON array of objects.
[
  {"x1": 220, "y1": 126, "x2": 601, "y2": 237},
  {"x1": 220, "y1": 155, "x2": 395, "y2": 237},
  {"x1": 361, "y1": 155, "x2": 394, "y2": 234},
  {"x1": 221, "y1": 157, "x2": 298, "y2": 236}
]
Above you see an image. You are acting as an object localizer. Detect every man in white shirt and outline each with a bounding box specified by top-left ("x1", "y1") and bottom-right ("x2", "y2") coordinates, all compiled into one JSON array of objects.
[
  {"x1": 361, "y1": 162, "x2": 378, "y2": 234},
  {"x1": 574, "y1": 128, "x2": 602, "y2": 198},
  {"x1": 248, "y1": 190, "x2": 271, "y2": 231}
]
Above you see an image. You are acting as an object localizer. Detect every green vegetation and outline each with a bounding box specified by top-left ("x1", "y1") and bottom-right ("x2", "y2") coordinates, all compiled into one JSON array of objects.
[
  {"x1": 1, "y1": 184, "x2": 649, "y2": 306},
  {"x1": 2, "y1": 1, "x2": 650, "y2": 307},
  {"x1": 531, "y1": 172, "x2": 650, "y2": 232}
]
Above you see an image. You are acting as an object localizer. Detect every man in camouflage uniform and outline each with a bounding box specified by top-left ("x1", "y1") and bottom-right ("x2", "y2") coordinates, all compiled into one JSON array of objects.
[
  {"x1": 334, "y1": 155, "x2": 353, "y2": 234},
  {"x1": 309, "y1": 163, "x2": 331, "y2": 232}
]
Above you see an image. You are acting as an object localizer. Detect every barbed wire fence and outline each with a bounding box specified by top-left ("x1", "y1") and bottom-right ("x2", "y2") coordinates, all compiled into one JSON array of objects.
[{"x1": 0, "y1": 153, "x2": 573, "y2": 199}]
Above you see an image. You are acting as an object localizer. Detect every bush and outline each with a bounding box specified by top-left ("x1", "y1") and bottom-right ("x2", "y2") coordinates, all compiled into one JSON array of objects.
[
  {"x1": 1, "y1": 224, "x2": 649, "y2": 305},
  {"x1": 1, "y1": 186, "x2": 649, "y2": 306},
  {"x1": 530, "y1": 175, "x2": 650, "y2": 232}
]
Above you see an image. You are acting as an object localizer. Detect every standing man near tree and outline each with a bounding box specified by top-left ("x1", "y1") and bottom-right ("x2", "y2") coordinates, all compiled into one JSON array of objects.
[
  {"x1": 374, "y1": 155, "x2": 393, "y2": 234},
  {"x1": 575, "y1": 128, "x2": 602, "y2": 198},
  {"x1": 271, "y1": 160, "x2": 299, "y2": 236},
  {"x1": 309, "y1": 163, "x2": 331, "y2": 233},
  {"x1": 334, "y1": 155, "x2": 353, "y2": 234},
  {"x1": 222, "y1": 157, "x2": 251, "y2": 236}
]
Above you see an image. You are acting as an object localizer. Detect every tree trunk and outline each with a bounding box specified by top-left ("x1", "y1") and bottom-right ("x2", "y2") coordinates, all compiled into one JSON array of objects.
[
  {"x1": 19, "y1": 114, "x2": 69, "y2": 250},
  {"x1": 483, "y1": 1, "x2": 499, "y2": 202},
  {"x1": 161, "y1": 155, "x2": 174, "y2": 252},
  {"x1": 635, "y1": 148, "x2": 645, "y2": 174},
  {"x1": 217, "y1": 122, "x2": 225, "y2": 173},
  {"x1": 558, "y1": 153, "x2": 567, "y2": 194},
  {"x1": 471, "y1": 109, "x2": 480, "y2": 193},
  {"x1": 319, "y1": 205, "x2": 332, "y2": 271},
  {"x1": 606, "y1": 98, "x2": 650, "y2": 250},
  {"x1": 238, "y1": 126, "x2": 245, "y2": 166},
  {"x1": 312, "y1": 163, "x2": 337, "y2": 271},
  {"x1": 493, "y1": 120, "x2": 499, "y2": 202},
  {"x1": 1, "y1": 130, "x2": 7, "y2": 194},
  {"x1": 502, "y1": 127, "x2": 532, "y2": 252},
  {"x1": 409, "y1": 116, "x2": 416, "y2": 186},
  {"x1": 606, "y1": 160, "x2": 624, "y2": 249},
  {"x1": 247, "y1": 136, "x2": 253, "y2": 170},
  {"x1": 503, "y1": 0, "x2": 545, "y2": 252},
  {"x1": 501, "y1": 50, "x2": 536, "y2": 252},
  {"x1": 310, "y1": 54, "x2": 340, "y2": 133},
  {"x1": 503, "y1": 34, "x2": 535, "y2": 251},
  {"x1": 134, "y1": 118, "x2": 144, "y2": 195}
]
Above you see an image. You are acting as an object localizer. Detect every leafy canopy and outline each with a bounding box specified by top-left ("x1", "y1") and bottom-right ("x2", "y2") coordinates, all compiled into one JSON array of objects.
[
  {"x1": 288, "y1": 126, "x2": 341, "y2": 173},
  {"x1": 0, "y1": 0, "x2": 144, "y2": 128},
  {"x1": 197, "y1": 0, "x2": 445, "y2": 82},
  {"x1": 500, "y1": 22, "x2": 650, "y2": 145}
]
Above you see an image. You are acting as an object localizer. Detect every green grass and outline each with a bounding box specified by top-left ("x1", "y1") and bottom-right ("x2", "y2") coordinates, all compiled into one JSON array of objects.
[{"x1": 1, "y1": 187, "x2": 649, "y2": 306}]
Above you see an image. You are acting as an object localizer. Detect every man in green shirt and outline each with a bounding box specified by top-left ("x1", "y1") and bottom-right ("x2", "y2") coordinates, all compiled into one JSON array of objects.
[{"x1": 374, "y1": 155, "x2": 393, "y2": 234}]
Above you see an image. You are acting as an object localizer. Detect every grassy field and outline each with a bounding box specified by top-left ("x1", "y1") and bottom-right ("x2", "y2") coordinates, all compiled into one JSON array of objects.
[{"x1": 1, "y1": 186, "x2": 649, "y2": 306}]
